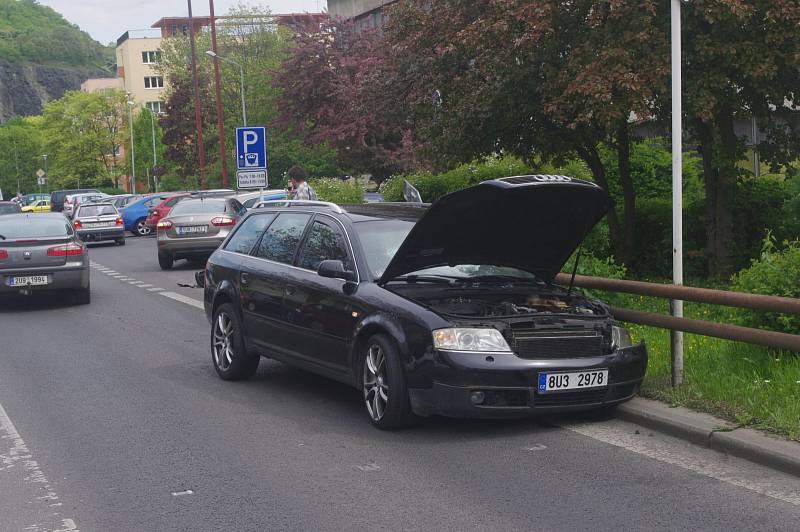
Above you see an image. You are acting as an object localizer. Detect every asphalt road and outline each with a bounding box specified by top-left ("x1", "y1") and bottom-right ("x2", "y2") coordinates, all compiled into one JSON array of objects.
[{"x1": 2, "y1": 236, "x2": 799, "y2": 531}]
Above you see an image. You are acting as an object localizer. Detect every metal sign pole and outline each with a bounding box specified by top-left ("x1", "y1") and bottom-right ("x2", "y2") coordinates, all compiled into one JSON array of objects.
[{"x1": 671, "y1": 0, "x2": 684, "y2": 387}]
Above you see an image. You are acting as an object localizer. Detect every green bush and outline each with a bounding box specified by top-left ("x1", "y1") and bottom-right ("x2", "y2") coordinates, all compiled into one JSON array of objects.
[
  {"x1": 732, "y1": 234, "x2": 800, "y2": 334},
  {"x1": 563, "y1": 252, "x2": 628, "y2": 304},
  {"x1": 310, "y1": 178, "x2": 364, "y2": 204}
]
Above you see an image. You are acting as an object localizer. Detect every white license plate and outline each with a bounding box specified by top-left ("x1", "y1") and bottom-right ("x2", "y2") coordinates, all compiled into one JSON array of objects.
[
  {"x1": 8, "y1": 275, "x2": 49, "y2": 287},
  {"x1": 177, "y1": 226, "x2": 208, "y2": 234},
  {"x1": 85, "y1": 222, "x2": 114, "y2": 228},
  {"x1": 538, "y1": 369, "x2": 609, "y2": 393}
]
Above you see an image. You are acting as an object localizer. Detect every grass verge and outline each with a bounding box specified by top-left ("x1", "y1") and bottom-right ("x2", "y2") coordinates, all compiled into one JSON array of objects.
[{"x1": 614, "y1": 293, "x2": 800, "y2": 440}]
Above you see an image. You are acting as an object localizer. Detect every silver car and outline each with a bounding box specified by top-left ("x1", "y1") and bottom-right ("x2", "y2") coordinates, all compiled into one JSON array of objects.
[
  {"x1": 73, "y1": 202, "x2": 126, "y2": 246},
  {"x1": 0, "y1": 213, "x2": 90, "y2": 304},
  {"x1": 64, "y1": 193, "x2": 109, "y2": 218},
  {"x1": 156, "y1": 197, "x2": 246, "y2": 270}
]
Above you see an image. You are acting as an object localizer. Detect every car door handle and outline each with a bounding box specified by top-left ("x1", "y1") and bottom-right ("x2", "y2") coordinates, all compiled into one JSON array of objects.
[{"x1": 241, "y1": 272, "x2": 250, "y2": 286}]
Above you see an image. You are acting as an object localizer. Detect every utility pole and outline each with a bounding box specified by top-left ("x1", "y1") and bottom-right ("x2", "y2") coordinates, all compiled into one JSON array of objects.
[
  {"x1": 209, "y1": 0, "x2": 229, "y2": 188},
  {"x1": 670, "y1": 0, "x2": 684, "y2": 387},
  {"x1": 13, "y1": 140, "x2": 19, "y2": 194},
  {"x1": 188, "y1": 0, "x2": 207, "y2": 189},
  {"x1": 127, "y1": 100, "x2": 136, "y2": 193}
]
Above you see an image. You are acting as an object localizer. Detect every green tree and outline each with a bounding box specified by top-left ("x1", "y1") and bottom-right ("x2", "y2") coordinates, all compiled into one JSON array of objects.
[
  {"x1": 0, "y1": 117, "x2": 43, "y2": 195},
  {"x1": 127, "y1": 107, "x2": 166, "y2": 192}
]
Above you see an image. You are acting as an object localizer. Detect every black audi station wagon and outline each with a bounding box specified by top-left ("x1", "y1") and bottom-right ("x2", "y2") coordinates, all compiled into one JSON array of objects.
[{"x1": 202, "y1": 176, "x2": 647, "y2": 429}]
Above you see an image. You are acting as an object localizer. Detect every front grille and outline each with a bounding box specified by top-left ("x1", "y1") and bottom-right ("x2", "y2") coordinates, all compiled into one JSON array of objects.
[
  {"x1": 513, "y1": 330, "x2": 604, "y2": 359},
  {"x1": 534, "y1": 389, "x2": 608, "y2": 407}
]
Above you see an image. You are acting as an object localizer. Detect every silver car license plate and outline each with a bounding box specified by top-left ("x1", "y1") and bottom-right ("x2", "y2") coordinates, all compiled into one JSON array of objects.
[
  {"x1": 8, "y1": 275, "x2": 49, "y2": 287},
  {"x1": 177, "y1": 226, "x2": 208, "y2": 235}
]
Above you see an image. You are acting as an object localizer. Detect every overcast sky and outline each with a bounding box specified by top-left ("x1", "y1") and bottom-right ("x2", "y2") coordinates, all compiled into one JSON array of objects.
[{"x1": 38, "y1": 1, "x2": 325, "y2": 44}]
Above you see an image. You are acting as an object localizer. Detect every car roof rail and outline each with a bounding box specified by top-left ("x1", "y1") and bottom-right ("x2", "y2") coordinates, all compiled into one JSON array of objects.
[{"x1": 255, "y1": 200, "x2": 344, "y2": 214}]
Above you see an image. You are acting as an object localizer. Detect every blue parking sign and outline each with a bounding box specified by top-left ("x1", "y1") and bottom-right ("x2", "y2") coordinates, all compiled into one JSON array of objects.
[{"x1": 236, "y1": 127, "x2": 267, "y2": 170}]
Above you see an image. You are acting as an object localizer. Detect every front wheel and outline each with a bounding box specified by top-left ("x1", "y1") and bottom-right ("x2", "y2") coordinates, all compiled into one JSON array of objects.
[
  {"x1": 135, "y1": 219, "x2": 151, "y2": 237},
  {"x1": 212, "y1": 303, "x2": 259, "y2": 381},
  {"x1": 362, "y1": 334, "x2": 417, "y2": 430}
]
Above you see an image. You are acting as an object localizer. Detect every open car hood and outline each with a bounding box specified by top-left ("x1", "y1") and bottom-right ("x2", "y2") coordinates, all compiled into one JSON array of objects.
[{"x1": 380, "y1": 176, "x2": 611, "y2": 283}]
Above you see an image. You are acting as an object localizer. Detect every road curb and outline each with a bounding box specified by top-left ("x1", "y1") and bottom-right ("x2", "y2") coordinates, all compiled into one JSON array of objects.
[{"x1": 616, "y1": 397, "x2": 800, "y2": 477}]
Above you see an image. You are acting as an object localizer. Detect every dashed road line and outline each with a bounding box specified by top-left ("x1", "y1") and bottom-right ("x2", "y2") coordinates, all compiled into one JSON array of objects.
[
  {"x1": 147, "y1": 287, "x2": 165, "y2": 292},
  {"x1": 92, "y1": 261, "x2": 204, "y2": 310},
  {"x1": 160, "y1": 291, "x2": 204, "y2": 310},
  {"x1": 138, "y1": 284, "x2": 153, "y2": 288}
]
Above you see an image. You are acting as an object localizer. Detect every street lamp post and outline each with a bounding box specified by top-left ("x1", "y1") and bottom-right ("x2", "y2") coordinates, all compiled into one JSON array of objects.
[
  {"x1": 42, "y1": 154, "x2": 48, "y2": 194},
  {"x1": 143, "y1": 106, "x2": 159, "y2": 191},
  {"x1": 205, "y1": 50, "x2": 247, "y2": 126},
  {"x1": 670, "y1": 0, "x2": 684, "y2": 387},
  {"x1": 127, "y1": 100, "x2": 136, "y2": 194}
]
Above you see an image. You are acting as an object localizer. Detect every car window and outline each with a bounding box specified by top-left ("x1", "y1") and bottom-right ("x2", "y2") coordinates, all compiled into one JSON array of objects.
[
  {"x1": 224, "y1": 214, "x2": 276, "y2": 255},
  {"x1": 229, "y1": 199, "x2": 244, "y2": 214},
  {"x1": 0, "y1": 217, "x2": 71, "y2": 238},
  {"x1": 242, "y1": 197, "x2": 258, "y2": 209},
  {"x1": 0, "y1": 204, "x2": 21, "y2": 215},
  {"x1": 78, "y1": 205, "x2": 118, "y2": 217},
  {"x1": 145, "y1": 198, "x2": 158, "y2": 208},
  {"x1": 297, "y1": 219, "x2": 352, "y2": 272},
  {"x1": 253, "y1": 213, "x2": 311, "y2": 264},
  {"x1": 165, "y1": 197, "x2": 182, "y2": 207},
  {"x1": 169, "y1": 199, "x2": 226, "y2": 215},
  {"x1": 354, "y1": 220, "x2": 415, "y2": 277}
]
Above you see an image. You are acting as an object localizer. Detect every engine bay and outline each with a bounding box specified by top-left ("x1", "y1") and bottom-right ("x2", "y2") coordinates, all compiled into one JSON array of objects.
[{"x1": 399, "y1": 290, "x2": 608, "y2": 318}]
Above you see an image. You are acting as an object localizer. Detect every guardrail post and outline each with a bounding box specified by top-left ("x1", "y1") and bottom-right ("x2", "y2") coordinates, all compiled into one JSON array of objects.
[{"x1": 670, "y1": 300, "x2": 684, "y2": 386}]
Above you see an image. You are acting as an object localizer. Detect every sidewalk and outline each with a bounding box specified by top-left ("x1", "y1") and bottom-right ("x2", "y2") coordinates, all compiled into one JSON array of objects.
[{"x1": 616, "y1": 397, "x2": 800, "y2": 477}]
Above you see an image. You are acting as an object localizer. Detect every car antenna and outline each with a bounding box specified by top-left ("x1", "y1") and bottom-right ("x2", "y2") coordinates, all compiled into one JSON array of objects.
[{"x1": 567, "y1": 244, "x2": 582, "y2": 297}]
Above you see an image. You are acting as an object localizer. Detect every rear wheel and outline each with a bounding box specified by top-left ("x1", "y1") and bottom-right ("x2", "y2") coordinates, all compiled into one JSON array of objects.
[
  {"x1": 362, "y1": 334, "x2": 417, "y2": 430},
  {"x1": 158, "y1": 252, "x2": 173, "y2": 270},
  {"x1": 73, "y1": 286, "x2": 90, "y2": 305},
  {"x1": 212, "y1": 303, "x2": 259, "y2": 380},
  {"x1": 135, "y1": 219, "x2": 151, "y2": 237},
  {"x1": 116, "y1": 238, "x2": 126, "y2": 246}
]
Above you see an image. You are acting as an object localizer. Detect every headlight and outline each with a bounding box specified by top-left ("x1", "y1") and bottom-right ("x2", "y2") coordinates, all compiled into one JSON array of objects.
[
  {"x1": 612, "y1": 325, "x2": 632, "y2": 350},
  {"x1": 432, "y1": 328, "x2": 512, "y2": 353}
]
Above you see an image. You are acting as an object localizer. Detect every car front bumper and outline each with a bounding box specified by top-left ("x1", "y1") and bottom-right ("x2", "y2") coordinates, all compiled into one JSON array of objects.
[{"x1": 408, "y1": 344, "x2": 647, "y2": 418}]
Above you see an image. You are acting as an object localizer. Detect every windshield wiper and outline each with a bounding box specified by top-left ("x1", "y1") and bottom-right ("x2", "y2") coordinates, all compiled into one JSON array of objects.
[
  {"x1": 389, "y1": 274, "x2": 460, "y2": 284},
  {"x1": 463, "y1": 275, "x2": 544, "y2": 285}
]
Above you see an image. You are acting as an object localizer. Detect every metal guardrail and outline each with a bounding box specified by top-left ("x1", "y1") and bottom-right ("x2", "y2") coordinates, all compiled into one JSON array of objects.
[{"x1": 553, "y1": 273, "x2": 800, "y2": 353}]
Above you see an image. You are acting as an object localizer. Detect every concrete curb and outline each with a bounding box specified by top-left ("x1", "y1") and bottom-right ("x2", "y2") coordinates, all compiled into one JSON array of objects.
[{"x1": 616, "y1": 397, "x2": 800, "y2": 478}]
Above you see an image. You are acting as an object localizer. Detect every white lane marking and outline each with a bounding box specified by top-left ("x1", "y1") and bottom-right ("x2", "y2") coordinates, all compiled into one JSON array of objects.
[
  {"x1": 0, "y1": 402, "x2": 80, "y2": 531},
  {"x1": 171, "y1": 489, "x2": 195, "y2": 497},
  {"x1": 104, "y1": 270, "x2": 117, "y2": 275},
  {"x1": 147, "y1": 287, "x2": 164, "y2": 292},
  {"x1": 560, "y1": 420, "x2": 800, "y2": 507},
  {"x1": 128, "y1": 281, "x2": 144, "y2": 285},
  {"x1": 159, "y1": 291, "x2": 204, "y2": 310},
  {"x1": 138, "y1": 284, "x2": 153, "y2": 289}
]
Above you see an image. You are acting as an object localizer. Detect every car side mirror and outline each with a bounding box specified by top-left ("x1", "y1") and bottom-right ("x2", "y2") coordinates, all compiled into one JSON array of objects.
[{"x1": 318, "y1": 260, "x2": 355, "y2": 281}]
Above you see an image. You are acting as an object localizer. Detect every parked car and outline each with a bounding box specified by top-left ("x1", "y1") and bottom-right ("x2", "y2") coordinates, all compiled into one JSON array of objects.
[
  {"x1": 120, "y1": 195, "x2": 161, "y2": 237},
  {"x1": 236, "y1": 190, "x2": 288, "y2": 209},
  {"x1": 109, "y1": 194, "x2": 137, "y2": 209},
  {"x1": 72, "y1": 202, "x2": 126, "y2": 246},
  {"x1": 146, "y1": 192, "x2": 191, "y2": 231},
  {"x1": 156, "y1": 196, "x2": 246, "y2": 270},
  {"x1": 64, "y1": 192, "x2": 109, "y2": 218},
  {"x1": 201, "y1": 177, "x2": 647, "y2": 429},
  {"x1": 0, "y1": 212, "x2": 90, "y2": 304},
  {"x1": 21, "y1": 199, "x2": 51, "y2": 213},
  {"x1": 0, "y1": 201, "x2": 22, "y2": 215},
  {"x1": 50, "y1": 188, "x2": 100, "y2": 213},
  {"x1": 19, "y1": 193, "x2": 50, "y2": 207}
]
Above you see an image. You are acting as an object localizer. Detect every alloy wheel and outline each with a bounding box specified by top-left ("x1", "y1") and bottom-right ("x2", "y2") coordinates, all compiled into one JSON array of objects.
[
  {"x1": 213, "y1": 312, "x2": 234, "y2": 371},
  {"x1": 363, "y1": 344, "x2": 389, "y2": 421},
  {"x1": 136, "y1": 220, "x2": 151, "y2": 236}
]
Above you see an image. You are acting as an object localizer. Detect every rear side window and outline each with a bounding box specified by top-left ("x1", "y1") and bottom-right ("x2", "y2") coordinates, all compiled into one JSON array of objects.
[
  {"x1": 224, "y1": 214, "x2": 276, "y2": 255},
  {"x1": 297, "y1": 219, "x2": 351, "y2": 272},
  {"x1": 254, "y1": 213, "x2": 311, "y2": 264}
]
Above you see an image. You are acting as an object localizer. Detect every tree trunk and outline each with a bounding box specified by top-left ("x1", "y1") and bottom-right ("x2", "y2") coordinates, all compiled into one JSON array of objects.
[
  {"x1": 695, "y1": 114, "x2": 737, "y2": 278},
  {"x1": 616, "y1": 122, "x2": 636, "y2": 265}
]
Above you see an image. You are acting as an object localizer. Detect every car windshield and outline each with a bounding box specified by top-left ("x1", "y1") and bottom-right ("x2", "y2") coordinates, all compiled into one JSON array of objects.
[
  {"x1": 169, "y1": 199, "x2": 226, "y2": 215},
  {"x1": 354, "y1": 219, "x2": 415, "y2": 277},
  {"x1": 401, "y1": 265, "x2": 541, "y2": 282},
  {"x1": 0, "y1": 204, "x2": 21, "y2": 215},
  {"x1": 0, "y1": 216, "x2": 70, "y2": 239},
  {"x1": 78, "y1": 205, "x2": 117, "y2": 217}
]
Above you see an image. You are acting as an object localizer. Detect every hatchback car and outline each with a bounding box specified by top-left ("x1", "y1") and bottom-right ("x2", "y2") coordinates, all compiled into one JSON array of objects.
[
  {"x1": 21, "y1": 199, "x2": 51, "y2": 213},
  {"x1": 202, "y1": 176, "x2": 647, "y2": 429},
  {"x1": 0, "y1": 213, "x2": 90, "y2": 304},
  {"x1": 72, "y1": 202, "x2": 126, "y2": 245},
  {"x1": 157, "y1": 196, "x2": 246, "y2": 269},
  {"x1": 120, "y1": 194, "x2": 160, "y2": 236}
]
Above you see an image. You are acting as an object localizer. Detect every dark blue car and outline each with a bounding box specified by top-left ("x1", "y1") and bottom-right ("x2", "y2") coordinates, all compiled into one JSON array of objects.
[{"x1": 120, "y1": 195, "x2": 161, "y2": 236}]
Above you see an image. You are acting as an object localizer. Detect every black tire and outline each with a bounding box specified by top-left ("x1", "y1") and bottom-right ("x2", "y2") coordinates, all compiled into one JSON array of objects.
[
  {"x1": 158, "y1": 252, "x2": 173, "y2": 270},
  {"x1": 211, "y1": 303, "x2": 259, "y2": 381},
  {"x1": 116, "y1": 238, "x2": 126, "y2": 246},
  {"x1": 361, "y1": 334, "x2": 417, "y2": 430},
  {"x1": 134, "y1": 219, "x2": 151, "y2": 237},
  {"x1": 73, "y1": 286, "x2": 91, "y2": 305}
]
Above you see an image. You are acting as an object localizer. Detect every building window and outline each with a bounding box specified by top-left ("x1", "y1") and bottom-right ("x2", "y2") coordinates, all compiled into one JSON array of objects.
[
  {"x1": 146, "y1": 101, "x2": 164, "y2": 114},
  {"x1": 144, "y1": 76, "x2": 164, "y2": 89},
  {"x1": 141, "y1": 51, "x2": 161, "y2": 64}
]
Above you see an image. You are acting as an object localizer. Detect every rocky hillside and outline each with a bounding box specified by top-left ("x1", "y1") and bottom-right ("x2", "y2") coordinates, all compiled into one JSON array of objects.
[{"x1": 0, "y1": 0, "x2": 112, "y2": 122}]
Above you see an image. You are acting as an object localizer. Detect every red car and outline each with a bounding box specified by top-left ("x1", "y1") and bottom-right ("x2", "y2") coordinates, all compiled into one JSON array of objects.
[{"x1": 145, "y1": 193, "x2": 191, "y2": 231}]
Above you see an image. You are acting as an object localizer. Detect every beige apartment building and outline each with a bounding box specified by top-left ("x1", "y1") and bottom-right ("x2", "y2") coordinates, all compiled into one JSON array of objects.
[{"x1": 115, "y1": 29, "x2": 166, "y2": 113}]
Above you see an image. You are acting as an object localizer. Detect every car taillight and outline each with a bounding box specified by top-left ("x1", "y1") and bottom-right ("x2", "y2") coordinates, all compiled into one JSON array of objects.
[
  {"x1": 0, "y1": 250, "x2": 7, "y2": 260},
  {"x1": 73, "y1": 219, "x2": 82, "y2": 229},
  {"x1": 211, "y1": 216, "x2": 236, "y2": 227},
  {"x1": 157, "y1": 219, "x2": 173, "y2": 230},
  {"x1": 116, "y1": 217, "x2": 124, "y2": 226},
  {"x1": 47, "y1": 243, "x2": 84, "y2": 257}
]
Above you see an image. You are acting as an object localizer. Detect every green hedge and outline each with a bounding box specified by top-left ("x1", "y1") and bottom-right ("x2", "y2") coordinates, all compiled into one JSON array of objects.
[{"x1": 310, "y1": 178, "x2": 365, "y2": 204}]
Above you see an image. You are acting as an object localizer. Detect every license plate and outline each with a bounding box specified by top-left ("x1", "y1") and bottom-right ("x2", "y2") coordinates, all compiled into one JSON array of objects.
[
  {"x1": 85, "y1": 221, "x2": 114, "y2": 228},
  {"x1": 177, "y1": 226, "x2": 208, "y2": 234},
  {"x1": 538, "y1": 369, "x2": 609, "y2": 393},
  {"x1": 8, "y1": 275, "x2": 49, "y2": 287}
]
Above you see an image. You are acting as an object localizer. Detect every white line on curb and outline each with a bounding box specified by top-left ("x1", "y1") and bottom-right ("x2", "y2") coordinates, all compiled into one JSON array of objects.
[{"x1": 160, "y1": 291, "x2": 204, "y2": 310}]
